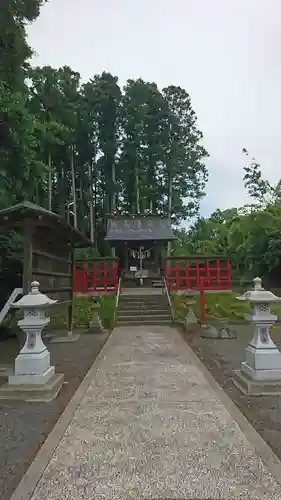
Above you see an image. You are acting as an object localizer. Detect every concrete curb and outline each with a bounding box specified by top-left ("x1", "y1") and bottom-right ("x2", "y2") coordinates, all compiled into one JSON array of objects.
[
  {"x1": 183, "y1": 339, "x2": 281, "y2": 487},
  {"x1": 9, "y1": 331, "x2": 114, "y2": 500}
]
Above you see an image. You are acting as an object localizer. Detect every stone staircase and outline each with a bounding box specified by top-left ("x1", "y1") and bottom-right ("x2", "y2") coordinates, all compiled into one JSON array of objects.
[{"x1": 116, "y1": 289, "x2": 173, "y2": 326}]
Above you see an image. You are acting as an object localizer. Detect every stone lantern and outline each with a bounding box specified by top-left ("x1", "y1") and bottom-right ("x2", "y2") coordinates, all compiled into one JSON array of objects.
[
  {"x1": 233, "y1": 276, "x2": 281, "y2": 395},
  {"x1": 183, "y1": 290, "x2": 198, "y2": 326},
  {"x1": 90, "y1": 295, "x2": 104, "y2": 332},
  {"x1": 0, "y1": 281, "x2": 64, "y2": 402}
]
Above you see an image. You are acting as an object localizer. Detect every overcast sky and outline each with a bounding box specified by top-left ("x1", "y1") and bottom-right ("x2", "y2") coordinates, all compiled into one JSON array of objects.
[{"x1": 27, "y1": 0, "x2": 281, "y2": 217}]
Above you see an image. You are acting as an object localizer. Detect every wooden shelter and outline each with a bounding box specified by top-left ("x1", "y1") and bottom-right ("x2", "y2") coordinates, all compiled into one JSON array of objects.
[{"x1": 0, "y1": 201, "x2": 92, "y2": 330}]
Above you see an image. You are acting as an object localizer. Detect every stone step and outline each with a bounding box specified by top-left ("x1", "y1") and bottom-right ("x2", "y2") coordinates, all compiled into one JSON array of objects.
[
  {"x1": 119, "y1": 294, "x2": 167, "y2": 299},
  {"x1": 118, "y1": 302, "x2": 169, "y2": 308},
  {"x1": 118, "y1": 308, "x2": 170, "y2": 314},
  {"x1": 117, "y1": 318, "x2": 173, "y2": 326},
  {"x1": 117, "y1": 314, "x2": 172, "y2": 322},
  {"x1": 119, "y1": 298, "x2": 169, "y2": 305}
]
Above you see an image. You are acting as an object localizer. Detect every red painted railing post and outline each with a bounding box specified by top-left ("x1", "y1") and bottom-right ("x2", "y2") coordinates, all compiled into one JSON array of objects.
[
  {"x1": 175, "y1": 259, "x2": 180, "y2": 290},
  {"x1": 227, "y1": 258, "x2": 231, "y2": 289},
  {"x1": 196, "y1": 257, "x2": 200, "y2": 289},
  {"x1": 113, "y1": 260, "x2": 118, "y2": 290},
  {"x1": 104, "y1": 260, "x2": 107, "y2": 291},
  {"x1": 200, "y1": 279, "x2": 205, "y2": 326},
  {"x1": 216, "y1": 259, "x2": 221, "y2": 289},
  {"x1": 83, "y1": 262, "x2": 87, "y2": 293},
  {"x1": 185, "y1": 258, "x2": 189, "y2": 289}
]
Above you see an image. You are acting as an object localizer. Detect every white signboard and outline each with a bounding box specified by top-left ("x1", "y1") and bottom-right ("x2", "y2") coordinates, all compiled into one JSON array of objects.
[
  {"x1": 135, "y1": 270, "x2": 148, "y2": 279},
  {"x1": 130, "y1": 266, "x2": 137, "y2": 272}
]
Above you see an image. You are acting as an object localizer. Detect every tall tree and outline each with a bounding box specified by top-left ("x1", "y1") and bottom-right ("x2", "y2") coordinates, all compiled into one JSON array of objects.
[
  {"x1": 162, "y1": 86, "x2": 209, "y2": 222},
  {"x1": 0, "y1": 0, "x2": 48, "y2": 207}
]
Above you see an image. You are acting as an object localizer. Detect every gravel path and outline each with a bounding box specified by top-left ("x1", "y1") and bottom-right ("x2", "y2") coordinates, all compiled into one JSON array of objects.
[
  {"x1": 182, "y1": 323, "x2": 281, "y2": 464},
  {"x1": 21, "y1": 325, "x2": 281, "y2": 500},
  {"x1": 0, "y1": 332, "x2": 109, "y2": 500}
]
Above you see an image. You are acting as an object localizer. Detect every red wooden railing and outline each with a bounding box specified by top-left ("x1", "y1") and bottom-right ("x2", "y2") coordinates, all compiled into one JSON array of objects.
[
  {"x1": 73, "y1": 259, "x2": 118, "y2": 293},
  {"x1": 165, "y1": 256, "x2": 231, "y2": 291}
]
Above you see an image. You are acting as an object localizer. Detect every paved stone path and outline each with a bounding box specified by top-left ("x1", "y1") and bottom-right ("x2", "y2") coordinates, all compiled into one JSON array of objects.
[{"x1": 26, "y1": 326, "x2": 281, "y2": 499}]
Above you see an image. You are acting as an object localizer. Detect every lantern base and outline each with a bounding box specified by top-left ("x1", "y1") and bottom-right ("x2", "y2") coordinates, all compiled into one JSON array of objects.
[
  {"x1": 13, "y1": 349, "x2": 51, "y2": 380},
  {"x1": 8, "y1": 365, "x2": 55, "y2": 385},
  {"x1": 244, "y1": 345, "x2": 281, "y2": 379},
  {"x1": 0, "y1": 373, "x2": 64, "y2": 402},
  {"x1": 233, "y1": 370, "x2": 281, "y2": 396},
  {"x1": 50, "y1": 332, "x2": 80, "y2": 343}
]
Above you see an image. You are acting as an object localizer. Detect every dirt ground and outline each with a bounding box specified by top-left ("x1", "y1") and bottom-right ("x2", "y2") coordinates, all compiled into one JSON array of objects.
[
  {"x1": 0, "y1": 331, "x2": 109, "y2": 500},
  {"x1": 181, "y1": 323, "x2": 281, "y2": 463}
]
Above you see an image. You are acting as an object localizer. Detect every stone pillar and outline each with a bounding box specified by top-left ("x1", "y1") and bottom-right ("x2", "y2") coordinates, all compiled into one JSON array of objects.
[
  {"x1": 233, "y1": 277, "x2": 281, "y2": 395},
  {"x1": 183, "y1": 291, "x2": 198, "y2": 326},
  {"x1": 89, "y1": 296, "x2": 105, "y2": 332},
  {"x1": 0, "y1": 281, "x2": 64, "y2": 402}
]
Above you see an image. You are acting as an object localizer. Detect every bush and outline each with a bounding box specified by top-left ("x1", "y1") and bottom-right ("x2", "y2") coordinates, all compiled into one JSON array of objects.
[
  {"x1": 99, "y1": 294, "x2": 116, "y2": 330},
  {"x1": 172, "y1": 291, "x2": 281, "y2": 322},
  {"x1": 72, "y1": 295, "x2": 95, "y2": 329}
]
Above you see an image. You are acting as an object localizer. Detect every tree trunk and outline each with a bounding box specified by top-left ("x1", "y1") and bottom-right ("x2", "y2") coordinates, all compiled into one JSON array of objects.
[
  {"x1": 136, "y1": 162, "x2": 140, "y2": 213},
  {"x1": 89, "y1": 161, "x2": 94, "y2": 243},
  {"x1": 48, "y1": 152, "x2": 52, "y2": 211},
  {"x1": 167, "y1": 174, "x2": 173, "y2": 256},
  {"x1": 112, "y1": 161, "x2": 116, "y2": 211},
  {"x1": 70, "y1": 146, "x2": 78, "y2": 229}
]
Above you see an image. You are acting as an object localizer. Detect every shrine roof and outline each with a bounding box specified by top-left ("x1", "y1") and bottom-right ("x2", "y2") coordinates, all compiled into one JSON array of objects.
[
  {"x1": 0, "y1": 201, "x2": 92, "y2": 247},
  {"x1": 105, "y1": 214, "x2": 176, "y2": 241}
]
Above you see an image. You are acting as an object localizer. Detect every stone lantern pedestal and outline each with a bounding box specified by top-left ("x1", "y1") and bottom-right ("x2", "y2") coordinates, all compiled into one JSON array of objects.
[
  {"x1": 233, "y1": 277, "x2": 281, "y2": 396},
  {"x1": 0, "y1": 281, "x2": 64, "y2": 402}
]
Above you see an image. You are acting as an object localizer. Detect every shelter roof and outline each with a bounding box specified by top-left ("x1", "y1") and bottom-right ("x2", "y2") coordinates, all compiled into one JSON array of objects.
[{"x1": 0, "y1": 201, "x2": 91, "y2": 248}]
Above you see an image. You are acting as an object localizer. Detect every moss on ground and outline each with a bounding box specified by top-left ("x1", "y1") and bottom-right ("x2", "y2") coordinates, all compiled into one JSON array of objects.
[{"x1": 172, "y1": 291, "x2": 281, "y2": 323}]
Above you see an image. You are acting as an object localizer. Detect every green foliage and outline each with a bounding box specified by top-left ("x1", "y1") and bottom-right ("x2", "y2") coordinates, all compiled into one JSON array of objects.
[
  {"x1": 174, "y1": 199, "x2": 281, "y2": 284},
  {"x1": 172, "y1": 291, "x2": 281, "y2": 322},
  {"x1": 47, "y1": 294, "x2": 116, "y2": 331},
  {"x1": 72, "y1": 296, "x2": 94, "y2": 329},
  {"x1": 99, "y1": 294, "x2": 116, "y2": 330},
  {"x1": 74, "y1": 247, "x2": 100, "y2": 261}
]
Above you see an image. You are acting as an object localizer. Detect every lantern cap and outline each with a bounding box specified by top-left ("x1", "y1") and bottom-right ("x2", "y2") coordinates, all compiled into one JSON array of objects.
[
  {"x1": 236, "y1": 277, "x2": 281, "y2": 304},
  {"x1": 12, "y1": 281, "x2": 57, "y2": 309}
]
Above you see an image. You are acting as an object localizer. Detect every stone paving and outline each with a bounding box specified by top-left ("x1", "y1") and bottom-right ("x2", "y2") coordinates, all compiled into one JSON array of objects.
[{"x1": 28, "y1": 326, "x2": 281, "y2": 499}]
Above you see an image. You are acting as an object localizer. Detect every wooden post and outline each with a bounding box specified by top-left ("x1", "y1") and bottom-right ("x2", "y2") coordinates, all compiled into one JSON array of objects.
[{"x1": 23, "y1": 220, "x2": 34, "y2": 294}]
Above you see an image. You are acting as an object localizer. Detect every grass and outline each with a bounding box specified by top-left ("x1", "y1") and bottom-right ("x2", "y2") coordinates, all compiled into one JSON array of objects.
[
  {"x1": 52, "y1": 294, "x2": 117, "y2": 331},
  {"x1": 0, "y1": 293, "x2": 117, "y2": 338},
  {"x1": 99, "y1": 294, "x2": 116, "y2": 330},
  {"x1": 171, "y1": 290, "x2": 281, "y2": 323}
]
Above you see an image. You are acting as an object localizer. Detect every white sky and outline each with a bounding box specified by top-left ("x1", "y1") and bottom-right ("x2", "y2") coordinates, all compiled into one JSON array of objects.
[{"x1": 27, "y1": 0, "x2": 281, "y2": 217}]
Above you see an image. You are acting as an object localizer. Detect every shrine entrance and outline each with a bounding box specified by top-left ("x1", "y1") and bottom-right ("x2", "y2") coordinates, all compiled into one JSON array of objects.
[{"x1": 105, "y1": 214, "x2": 175, "y2": 287}]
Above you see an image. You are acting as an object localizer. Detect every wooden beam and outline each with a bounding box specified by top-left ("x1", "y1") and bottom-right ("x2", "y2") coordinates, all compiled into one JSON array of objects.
[
  {"x1": 23, "y1": 219, "x2": 34, "y2": 294},
  {"x1": 32, "y1": 269, "x2": 72, "y2": 278},
  {"x1": 32, "y1": 249, "x2": 71, "y2": 265},
  {"x1": 40, "y1": 287, "x2": 72, "y2": 293}
]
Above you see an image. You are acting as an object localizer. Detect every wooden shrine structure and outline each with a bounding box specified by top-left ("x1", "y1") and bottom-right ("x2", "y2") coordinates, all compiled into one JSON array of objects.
[
  {"x1": 105, "y1": 214, "x2": 176, "y2": 283},
  {"x1": 73, "y1": 213, "x2": 232, "y2": 293}
]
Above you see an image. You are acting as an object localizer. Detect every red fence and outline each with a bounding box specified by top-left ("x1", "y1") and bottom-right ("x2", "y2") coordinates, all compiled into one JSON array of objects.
[
  {"x1": 73, "y1": 259, "x2": 118, "y2": 293},
  {"x1": 165, "y1": 256, "x2": 231, "y2": 291}
]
